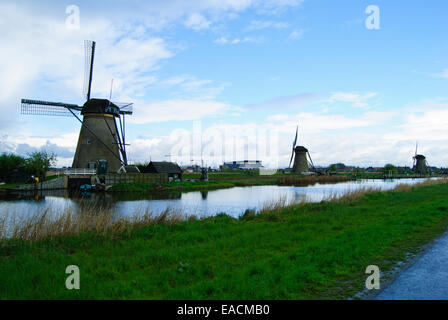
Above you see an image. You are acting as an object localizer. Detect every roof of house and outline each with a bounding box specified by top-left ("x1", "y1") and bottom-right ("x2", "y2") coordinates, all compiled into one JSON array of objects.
[
  {"x1": 144, "y1": 161, "x2": 183, "y2": 174},
  {"x1": 124, "y1": 165, "x2": 140, "y2": 173}
]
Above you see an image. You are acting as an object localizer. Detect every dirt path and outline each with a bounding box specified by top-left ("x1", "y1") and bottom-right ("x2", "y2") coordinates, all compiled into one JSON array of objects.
[{"x1": 375, "y1": 232, "x2": 448, "y2": 300}]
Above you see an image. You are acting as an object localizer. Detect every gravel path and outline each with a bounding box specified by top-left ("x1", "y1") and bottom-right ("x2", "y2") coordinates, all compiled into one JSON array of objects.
[{"x1": 375, "y1": 232, "x2": 448, "y2": 300}]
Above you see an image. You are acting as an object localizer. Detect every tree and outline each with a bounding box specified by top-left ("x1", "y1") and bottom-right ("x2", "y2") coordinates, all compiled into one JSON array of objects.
[
  {"x1": 25, "y1": 151, "x2": 57, "y2": 178},
  {"x1": 383, "y1": 164, "x2": 397, "y2": 175},
  {"x1": 0, "y1": 153, "x2": 26, "y2": 182}
]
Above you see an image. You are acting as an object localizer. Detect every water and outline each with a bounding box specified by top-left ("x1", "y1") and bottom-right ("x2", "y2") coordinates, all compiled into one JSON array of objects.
[{"x1": 0, "y1": 178, "x2": 435, "y2": 221}]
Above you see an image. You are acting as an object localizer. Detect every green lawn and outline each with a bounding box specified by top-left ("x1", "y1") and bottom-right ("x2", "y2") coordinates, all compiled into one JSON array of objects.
[{"x1": 1, "y1": 182, "x2": 448, "y2": 299}]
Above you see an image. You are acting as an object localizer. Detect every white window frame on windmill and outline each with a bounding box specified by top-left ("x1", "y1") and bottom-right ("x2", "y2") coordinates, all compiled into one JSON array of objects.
[{"x1": 87, "y1": 162, "x2": 96, "y2": 169}]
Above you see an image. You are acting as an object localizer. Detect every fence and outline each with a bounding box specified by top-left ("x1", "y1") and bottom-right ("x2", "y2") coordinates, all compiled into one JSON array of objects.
[
  {"x1": 14, "y1": 177, "x2": 65, "y2": 191},
  {"x1": 102, "y1": 173, "x2": 168, "y2": 185},
  {"x1": 64, "y1": 168, "x2": 97, "y2": 175}
]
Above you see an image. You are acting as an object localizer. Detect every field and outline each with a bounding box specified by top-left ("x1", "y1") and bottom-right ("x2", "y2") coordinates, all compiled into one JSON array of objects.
[
  {"x1": 1, "y1": 179, "x2": 448, "y2": 299},
  {"x1": 110, "y1": 173, "x2": 351, "y2": 193}
]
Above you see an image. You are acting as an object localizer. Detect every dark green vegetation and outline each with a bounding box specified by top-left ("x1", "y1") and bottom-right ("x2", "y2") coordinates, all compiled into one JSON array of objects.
[
  {"x1": 0, "y1": 151, "x2": 56, "y2": 185},
  {"x1": 110, "y1": 180, "x2": 236, "y2": 192},
  {"x1": 2, "y1": 181, "x2": 448, "y2": 299},
  {"x1": 110, "y1": 173, "x2": 351, "y2": 193}
]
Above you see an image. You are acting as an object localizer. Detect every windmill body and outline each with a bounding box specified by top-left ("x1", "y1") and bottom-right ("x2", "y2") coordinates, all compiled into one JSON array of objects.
[
  {"x1": 289, "y1": 126, "x2": 315, "y2": 174},
  {"x1": 72, "y1": 99, "x2": 123, "y2": 172},
  {"x1": 21, "y1": 41, "x2": 133, "y2": 174},
  {"x1": 412, "y1": 143, "x2": 427, "y2": 175},
  {"x1": 292, "y1": 146, "x2": 309, "y2": 173},
  {"x1": 414, "y1": 154, "x2": 427, "y2": 175}
]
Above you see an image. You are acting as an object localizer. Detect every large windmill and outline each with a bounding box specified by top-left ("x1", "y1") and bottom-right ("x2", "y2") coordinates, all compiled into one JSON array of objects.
[
  {"x1": 289, "y1": 125, "x2": 315, "y2": 174},
  {"x1": 21, "y1": 40, "x2": 133, "y2": 173},
  {"x1": 412, "y1": 142, "x2": 427, "y2": 175}
]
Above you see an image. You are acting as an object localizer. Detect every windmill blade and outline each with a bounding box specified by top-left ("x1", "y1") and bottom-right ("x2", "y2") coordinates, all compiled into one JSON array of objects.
[
  {"x1": 113, "y1": 102, "x2": 133, "y2": 115},
  {"x1": 292, "y1": 125, "x2": 298, "y2": 148},
  {"x1": 83, "y1": 40, "x2": 96, "y2": 100},
  {"x1": 307, "y1": 151, "x2": 315, "y2": 170},
  {"x1": 289, "y1": 148, "x2": 295, "y2": 168},
  {"x1": 21, "y1": 99, "x2": 82, "y2": 117},
  {"x1": 289, "y1": 125, "x2": 299, "y2": 168},
  {"x1": 415, "y1": 142, "x2": 418, "y2": 157}
]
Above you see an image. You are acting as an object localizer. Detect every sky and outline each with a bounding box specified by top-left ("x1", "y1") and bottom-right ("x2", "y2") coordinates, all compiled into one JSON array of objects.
[{"x1": 1, "y1": 0, "x2": 448, "y2": 168}]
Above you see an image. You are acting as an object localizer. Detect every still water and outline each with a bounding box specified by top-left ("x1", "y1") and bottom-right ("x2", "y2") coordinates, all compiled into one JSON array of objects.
[{"x1": 0, "y1": 178, "x2": 434, "y2": 220}]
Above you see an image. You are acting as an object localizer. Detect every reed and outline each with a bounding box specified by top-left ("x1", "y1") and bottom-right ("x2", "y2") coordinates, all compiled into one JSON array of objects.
[
  {"x1": 0, "y1": 204, "x2": 186, "y2": 241},
  {"x1": 392, "y1": 178, "x2": 448, "y2": 192},
  {"x1": 258, "y1": 195, "x2": 295, "y2": 215},
  {"x1": 277, "y1": 175, "x2": 350, "y2": 186}
]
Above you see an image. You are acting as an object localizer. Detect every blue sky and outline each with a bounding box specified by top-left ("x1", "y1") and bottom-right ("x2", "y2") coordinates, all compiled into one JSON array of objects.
[{"x1": 1, "y1": 0, "x2": 448, "y2": 168}]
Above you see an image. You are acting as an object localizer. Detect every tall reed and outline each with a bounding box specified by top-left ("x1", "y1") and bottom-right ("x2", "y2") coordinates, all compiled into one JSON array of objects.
[{"x1": 277, "y1": 175, "x2": 350, "y2": 186}]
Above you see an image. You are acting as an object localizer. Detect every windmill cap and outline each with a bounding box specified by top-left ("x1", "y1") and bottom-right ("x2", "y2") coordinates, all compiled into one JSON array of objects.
[
  {"x1": 414, "y1": 154, "x2": 426, "y2": 160},
  {"x1": 81, "y1": 98, "x2": 119, "y2": 115},
  {"x1": 295, "y1": 146, "x2": 308, "y2": 152}
]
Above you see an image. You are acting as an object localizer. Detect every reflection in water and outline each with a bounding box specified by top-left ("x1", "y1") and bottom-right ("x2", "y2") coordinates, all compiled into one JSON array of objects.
[{"x1": 0, "y1": 178, "x2": 438, "y2": 220}]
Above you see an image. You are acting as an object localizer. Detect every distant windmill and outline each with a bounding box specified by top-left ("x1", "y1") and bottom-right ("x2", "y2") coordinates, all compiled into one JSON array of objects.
[
  {"x1": 289, "y1": 125, "x2": 315, "y2": 173},
  {"x1": 412, "y1": 142, "x2": 427, "y2": 175},
  {"x1": 21, "y1": 40, "x2": 133, "y2": 173}
]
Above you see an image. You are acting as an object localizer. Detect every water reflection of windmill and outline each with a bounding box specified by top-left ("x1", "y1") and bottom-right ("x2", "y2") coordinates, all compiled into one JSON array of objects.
[
  {"x1": 289, "y1": 125, "x2": 315, "y2": 174},
  {"x1": 21, "y1": 40, "x2": 133, "y2": 173},
  {"x1": 412, "y1": 142, "x2": 427, "y2": 175}
]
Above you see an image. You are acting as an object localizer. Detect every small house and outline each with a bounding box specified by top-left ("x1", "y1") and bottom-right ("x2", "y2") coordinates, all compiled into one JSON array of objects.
[{"x1": 142, "y1": 161, "x2": 183, "y2": 181}]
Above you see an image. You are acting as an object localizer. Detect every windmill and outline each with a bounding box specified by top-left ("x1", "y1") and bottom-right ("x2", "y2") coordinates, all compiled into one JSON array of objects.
[
  {"x1": 288, "y1": 125, "x2": 315, "y2": 174},
  {"x1": 21, "y1": 40, "x2": 133, "y2": 173},
  {"x1": 412, "y1": 142, "x2": 427, "y2": 175}
]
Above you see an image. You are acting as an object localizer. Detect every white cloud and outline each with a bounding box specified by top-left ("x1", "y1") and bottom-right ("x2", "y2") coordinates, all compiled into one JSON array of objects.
[
  {"x1": 246, "y1": 20, "x2": 288, "y2": 30},
  {"x1": 130, "y1": 99, "x2": 233, "y2": 123},
  {"x1": 158, "y1": 74, "x2": 227, "y2": 100},
  {"x1": 185, "y1": 13, "x2": 211, "y2": 30},
  {"x1": 329, "y1": 92, "x2": 378, "y2": 108},
  {"x1": 214, "y1": 36, "x2": 258, "y2": 44},
  {"x1": 431, "y1": 69, "x2": 448, "y2": 78},
  {"x1": 287, "y1": 28, "x2": 305, "y2": 41}
]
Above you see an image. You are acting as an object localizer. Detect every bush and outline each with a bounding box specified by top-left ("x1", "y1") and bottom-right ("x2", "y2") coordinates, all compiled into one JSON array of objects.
[
  {"x1": 0, "y1": 151, "x2": 56, "y2": 183},
  {"x1": 0, "y1": 153, "x2": 26, "y2": 183},
  {"x1": 25, "y1": 151, "x2": 56, "y2": 178}
]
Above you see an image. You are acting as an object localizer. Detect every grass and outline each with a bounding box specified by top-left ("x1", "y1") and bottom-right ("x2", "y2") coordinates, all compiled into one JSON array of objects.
[
  {"x1": 1, "y1": 179, "x2": 448, "y2": 299},
  {"x1": 110, "y1": 180, "x2": 236, "y2": 193},
  {"x1": 110, "y1": 174, "x2": 351, "y2": 193}
]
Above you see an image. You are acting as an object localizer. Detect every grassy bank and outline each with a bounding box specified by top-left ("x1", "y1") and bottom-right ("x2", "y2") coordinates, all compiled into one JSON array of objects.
[
  {"x1": 110, "y1": 174, "x2": 351, "y2": 193},
  {"x1": 110, "y1": 180, "x2": 237, "y2": 192},
  {"x1": 1, "y1": 180, "x2": 448, "y2": 299}
]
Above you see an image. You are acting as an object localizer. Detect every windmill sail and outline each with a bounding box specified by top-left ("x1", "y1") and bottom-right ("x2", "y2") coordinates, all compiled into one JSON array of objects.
[
  {"x1": 413, "y1": 142, "x2": 418, "y2": 167},
  {"x1": 21, "y1": 99, "x2": 82, "y2": 116},
  {"x1": 83, "y1": 40, "x2": 96, "y2": 100},
  {"x1": 113, "y1": 102, "x2": 134, "y2": 115},
  {"x1": 307, "y1": 151, "x2": 315, "y2": 170},
  {"x1": 289, "y1": 125, "x2": 298, "y2": 167}
]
